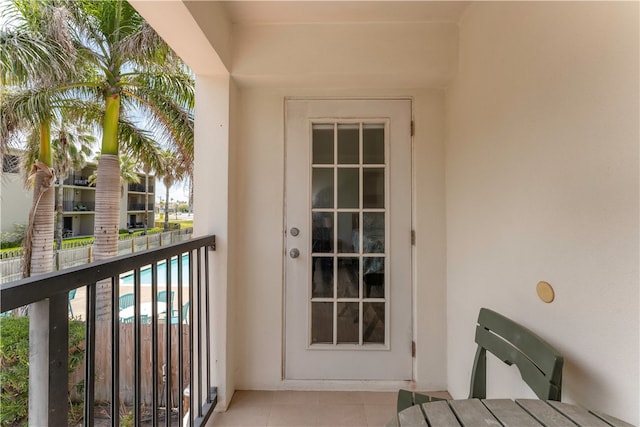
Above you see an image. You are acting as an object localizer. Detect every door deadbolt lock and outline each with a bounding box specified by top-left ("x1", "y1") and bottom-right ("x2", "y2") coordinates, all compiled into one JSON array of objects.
[
  {"x1": 289, "y1": 248, "x2": 300, "y2": 258},
  {"x1": 290, "y1": 227, "x2": 300, "y2": 237}
]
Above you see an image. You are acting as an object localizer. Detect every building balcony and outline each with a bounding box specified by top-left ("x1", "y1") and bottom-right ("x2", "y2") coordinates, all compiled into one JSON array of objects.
[
  {"x1": 0, "y1": 235, "x2": 217, "y2": 426},
  {"x1": 128, "y1": 183, "x2": 154, "y2": 193},
  {"x1": 128, "y1": 203, "x2": 155, "y2": 212},
  {"x1": 59, "y1": 200, "x2": 96, "y2": 212},
  {"x1": 60, "y1": 174, "x2": 92, "y2": 187}
]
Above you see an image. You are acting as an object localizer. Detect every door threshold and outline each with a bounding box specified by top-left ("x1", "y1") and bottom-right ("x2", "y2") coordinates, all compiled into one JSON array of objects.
[{"x1": 279, "y1": 379, "x2": 413, "y2": 391}]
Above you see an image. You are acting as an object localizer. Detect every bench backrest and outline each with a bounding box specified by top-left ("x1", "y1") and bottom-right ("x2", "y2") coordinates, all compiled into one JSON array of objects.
[{"x1": 469, "y1": 308, "x2": 563, "y2": 401}]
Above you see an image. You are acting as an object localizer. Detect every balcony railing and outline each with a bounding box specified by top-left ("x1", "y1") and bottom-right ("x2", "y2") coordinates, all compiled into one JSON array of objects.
[
  {"x1": 128, "y1": 183, "x2": 154, "y2": 193},
  {"x1": 60, "y1": 174, "x2": 91, "y2": 187},
  {"x1": 128, "y1": 203, "x2": 155, "y2": 212},
  {"x1": 59, "y1": 200, "x2": 96, "y2": 212},
  {"x1": 0, "y1": 235, "x2": 217, "y2": 426}
]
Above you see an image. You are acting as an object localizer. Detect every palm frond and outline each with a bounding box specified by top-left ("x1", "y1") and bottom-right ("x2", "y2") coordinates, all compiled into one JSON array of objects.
[
  {"x1": 121, "y1": 72, "x2": 194, "y2": 173},
  {"x1": 116, "y1": 120, "x2": 163, "y2": 172},
  {"x1": 0, "y1": 29, "x2": 70, "y2": 86},
  {"x1": 1, "y1": 0, "x2": 79, "y2": 86}
]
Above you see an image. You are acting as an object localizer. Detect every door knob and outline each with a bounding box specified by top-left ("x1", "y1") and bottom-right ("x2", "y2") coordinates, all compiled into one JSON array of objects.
[{"x1": 289, "y1": 248, "x2": 300, "y2": 258}]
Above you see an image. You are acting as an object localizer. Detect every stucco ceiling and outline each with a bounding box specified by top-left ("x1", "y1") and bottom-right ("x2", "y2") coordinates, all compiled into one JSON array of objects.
[{"x1": 220, "y1": 1, "x2": 470, "y2": 24}]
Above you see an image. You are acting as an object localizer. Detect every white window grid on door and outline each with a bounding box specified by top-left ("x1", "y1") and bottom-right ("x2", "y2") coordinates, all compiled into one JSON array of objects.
[{"x1": 307, "y1": 119, "x2": 391, "y2": 349}]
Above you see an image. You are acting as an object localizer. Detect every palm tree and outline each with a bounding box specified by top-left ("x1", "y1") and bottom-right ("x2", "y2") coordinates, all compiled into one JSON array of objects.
[
  {"x1": 0, "y1": 3, "x2": 81, "y2": 423},
  {"x1": 62, "y1": 0, "x2": 194, "y2": 261},
  {"x1": 128, "y1": 138, "x2": 162, "y2": 232},
  {"x1": 0, "y1": 0, "x2": 74, "y2": 159},
  {"x1": 52, "y1": 124, "x2": 94, "y2": 249},
  {"x1": 58, "y1": 0, "x2": 194, "y2": 322},
  {"x1": 22, "y1": 120, "x2": 95, "y2": 250},
  {"x1": 0, "y1": 0, "x2": 80, "y2": 277},
  {"x1": 158, "y1": 149, "x2": 187, "y2": 231}
]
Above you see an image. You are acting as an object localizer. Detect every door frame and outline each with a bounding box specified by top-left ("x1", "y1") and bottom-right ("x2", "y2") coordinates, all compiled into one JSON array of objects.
[{"x1": 282, "y1": 97, "x2": 415, "y2": 383}]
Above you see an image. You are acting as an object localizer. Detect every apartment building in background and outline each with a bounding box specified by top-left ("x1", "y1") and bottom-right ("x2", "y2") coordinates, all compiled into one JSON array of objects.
[{"x1": 1, "y1": 152, "x2": 155, "y2": 237}]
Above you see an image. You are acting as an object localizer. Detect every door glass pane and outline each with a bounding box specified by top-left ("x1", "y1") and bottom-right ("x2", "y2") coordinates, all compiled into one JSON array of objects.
[
  {"x1": 312, "y1": 168, "x2": 333, "y2": 208},
  {"x1": 337, "y1": 258, "x2": 359, "y2": 298},
  {"x1": 312, "y1": 212, "x2": 333, "y2": 253},
  {"x1": 337, "y1": 303, "x2": 359, "y2": 344},
  {"x1": 363, "y1": 258, "x2": 384, "y2": 298},
  {"x1": 338, "y1": 168, "x2": 359, "y2": 209},
  {"x1": 312, "y1": 302, "x2": 334, "y2": 344},
  {"x1": 363, "y1": 124, "x2": 385, "y2": 164},
  {"x1": 363, "y1": 168, "x2": 384, "y2": 208},
  {"x1": 337, "y1": 212, "x2": 358, "y2": 253},
  {"x1": 312, "y1": 257, "x2": 333, "y2": 298},
  {"x1": 313, "y1": 124, "x2": 334, "y2": 164},
  {"x1": 363, "y1": 212, "x2": 384, "y2": 253},
  {"x1": 363, "y1": 302, "x2": 385, "y2": 344},
  {"x1": 308, "y1": 120, "x2": 389, "y2": 349},
  {"x1": 338, "y1": 124, "x2": 359, "y2": 164}
]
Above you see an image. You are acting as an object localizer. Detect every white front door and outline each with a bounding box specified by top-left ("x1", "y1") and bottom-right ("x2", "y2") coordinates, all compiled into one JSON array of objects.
[{"x1": 284, "y1": 99, "x2": 413, "y2": 380}]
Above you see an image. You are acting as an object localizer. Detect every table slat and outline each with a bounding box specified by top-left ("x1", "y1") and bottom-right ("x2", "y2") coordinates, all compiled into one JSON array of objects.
[
  {"x1": 398, "y1": 404, "x2": 429, "y2": 426},
  {"x1": 547, "y1": 401, "x2": 611, "y2": 427},
  {"x1": 422, "y1": 400, "x2": 462, "y2": 427},
  {"x1": 590, "y1": 411, "x2": 636, "y2": 427},
  {"x1": 384, "y1": 415, "x2": 400, "y2": 427},
  {"x1": 482, "y1": 399, "x2": 542, "y2": 427},
  {"x1": 450, "y1": 399, "x2": 501, "y2": 426},
  {"x1": 516, "y1": 399, "x2": 579, "y2": 427}
]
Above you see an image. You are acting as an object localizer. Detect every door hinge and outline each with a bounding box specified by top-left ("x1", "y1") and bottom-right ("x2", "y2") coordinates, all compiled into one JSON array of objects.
[
  {"x1": 410, "y1": 120, "x2": 415, "y2": 136},
  {"x1": 412, "y1": 341, "x2": 416, "y2": 358},
  {"x1": 411, "y1": 230, "x2": 416, "y2": 246}
]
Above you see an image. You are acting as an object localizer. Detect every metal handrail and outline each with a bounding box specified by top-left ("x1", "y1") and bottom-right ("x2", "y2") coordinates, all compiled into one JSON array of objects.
[{"x1": 0, "y1": 234, "x2": 217, "y2": 427}]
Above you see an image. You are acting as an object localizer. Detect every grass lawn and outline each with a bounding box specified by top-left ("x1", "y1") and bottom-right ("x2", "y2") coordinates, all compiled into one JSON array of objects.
[{"x1": 0, "y1": 220, "x2": 193, "y2": 253}]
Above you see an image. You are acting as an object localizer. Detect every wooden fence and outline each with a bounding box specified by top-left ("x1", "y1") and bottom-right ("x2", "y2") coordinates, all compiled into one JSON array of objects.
[{"x1": 71, "y1": 322, "x2": 190, "y2": 407}]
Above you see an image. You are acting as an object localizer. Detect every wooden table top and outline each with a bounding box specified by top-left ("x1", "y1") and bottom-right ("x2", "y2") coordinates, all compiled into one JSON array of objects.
[{"x1": 386, "y1": 399, "x2": 635, "y2": 427}]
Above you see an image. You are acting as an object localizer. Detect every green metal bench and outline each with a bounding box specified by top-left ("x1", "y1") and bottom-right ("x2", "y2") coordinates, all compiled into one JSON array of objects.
[{"x1": 397, "y1": 307, "x2": 564, "y2": 412}]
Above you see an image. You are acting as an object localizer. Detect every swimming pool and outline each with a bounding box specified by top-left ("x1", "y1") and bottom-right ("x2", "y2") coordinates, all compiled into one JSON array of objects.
[{"x1": 119, "y1": 255, "x2": 191, "y2": 286}]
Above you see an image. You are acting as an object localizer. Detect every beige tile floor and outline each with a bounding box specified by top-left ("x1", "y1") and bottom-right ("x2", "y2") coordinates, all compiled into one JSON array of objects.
[{"x1": 205, "y1": 390, "x2": 451, "y2": 427}]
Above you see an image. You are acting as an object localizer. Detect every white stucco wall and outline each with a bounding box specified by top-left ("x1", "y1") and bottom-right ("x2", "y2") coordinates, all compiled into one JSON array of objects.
[
  {"x1": 1, "y1": 172, "x2": 31, "y2": 235},
  {"x1": 446, "y1": 2, "x2": 639, "y2": 424},
  {"x1": 231, "y1": 22, "x2": 457, "y2": 89}
]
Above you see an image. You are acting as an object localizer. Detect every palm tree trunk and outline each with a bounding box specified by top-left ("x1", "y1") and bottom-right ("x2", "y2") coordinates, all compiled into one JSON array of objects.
[
  {"x1": 29, "y1": 170, "x2": 55, "y2": 274},
  {"x1": 94, "y1": 154, "x2": 121, "y2": 316},
  {"x1": 92, "y1": 153, "x2": 120, "y2": 399},
  {"x1": 55, "y1": 179, "x2": 64, "y2": 251},
  {"x1": 27, "y1": 121, "x2": 55, "y2": 427},
  {"x1": 28, "y1": 170, "x2": 55, "y2": 427},
  {"x1": 144, "y1": 171, "x2": 149, "y2": 232},
  {"x1": 94, "y1": 94, "x2": 121, "y2": 320},
  {"x1": 164, "y1": 184, "x2": 170, "y2": 231}
]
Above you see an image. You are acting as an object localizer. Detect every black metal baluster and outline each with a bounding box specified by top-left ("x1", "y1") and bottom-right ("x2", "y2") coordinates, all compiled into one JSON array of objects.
[
  {"x1": 112, "y1": 277, "x2": 120, "y2": 427},
  {"x1": 188, "y1": 251, "x2": 194, "y2": 427},
  {"x1": 84, "y1": 283, "x2": 96, "y2": 427},
  {"x1": 49, "y1": 292, "x2": 69, "y2": 426},
  {"x1": 152, "y1": 263, "x2": 158, "y2": 426},
  {"x1": 196, "y1": 247, "x2": 202, "y2": 418},
  {"x1": 134, "y1": 269, "x2": 141, "y2": 426},
  {"x1": 204, "y1": 247, "x2": 211, "y2": 403},
  {"x1": 165, "y1": 257, "x2": 172, "y2": 427},
  {"x1": 177, "y1": 253, "x2": 184, "y2": 426}
]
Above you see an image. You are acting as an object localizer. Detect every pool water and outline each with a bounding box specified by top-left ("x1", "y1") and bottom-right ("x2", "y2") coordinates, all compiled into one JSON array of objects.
[{"x1": 120, "y1": 255, "x2": 191, "y2": 286}]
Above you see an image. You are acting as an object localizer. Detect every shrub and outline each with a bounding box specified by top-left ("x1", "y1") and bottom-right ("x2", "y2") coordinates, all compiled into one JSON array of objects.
[
  {"x1": 0, "y1": 316, "x2": 86, "y2": 426},
  {"x1": 0, "y1": 224, "x2": 26, "y2": 250}
]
